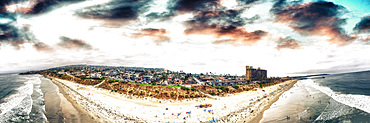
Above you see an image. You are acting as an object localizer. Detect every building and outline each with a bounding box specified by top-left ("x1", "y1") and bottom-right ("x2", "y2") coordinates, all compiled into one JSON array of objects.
[
  {"x1": 143, "y1": 76, "x2": 153, "y2": 82},
  {"x1": 245, "y1": 66, "x2": 267, "y2": 81}
]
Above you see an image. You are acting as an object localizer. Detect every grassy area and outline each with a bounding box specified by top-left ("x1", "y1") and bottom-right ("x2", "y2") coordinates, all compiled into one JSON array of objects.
[
  {"x1": 108, "y1": 79, "x2": 128, "y2": 83},
  {"x1": 137, "y1": 83, "x2": 151, "y2": 86},
  {"x1": 81, "y1": 77, "x2": 105, "y2": 80}
]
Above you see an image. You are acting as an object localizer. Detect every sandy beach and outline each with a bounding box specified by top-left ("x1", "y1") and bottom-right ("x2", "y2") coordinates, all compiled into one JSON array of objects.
[{"x1": 46, "y1": 75, "x2": 298, "y2": 122}]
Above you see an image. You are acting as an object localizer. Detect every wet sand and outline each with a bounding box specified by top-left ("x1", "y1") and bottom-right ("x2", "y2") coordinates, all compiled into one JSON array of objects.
[
  {"x1": 41, "y1": 77, "x2": 64, "y2": 123},
  {"x1": 225, "y1": 80, "x2": 298, "y2": 123},
  {"x1": 260, "y1": 80, "x2": 321, "y2": 123},
  {"x1": 42, "y1": 77, "x2": 96, "y2": 123}
]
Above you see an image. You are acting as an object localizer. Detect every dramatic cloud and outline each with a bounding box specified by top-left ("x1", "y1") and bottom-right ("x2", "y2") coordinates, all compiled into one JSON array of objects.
[
  {"x1": 58, "y1": 36, "x2": 92, "y2": 50},
  {"x1": 1, "y1": 0, "x2": 85, "y2": 14},
  {"x1": 184, "y1": 10, "x2": 267, "y2": 44},
  {"x1": 171, "y1": 0, "x2": 220, "y2": 12},
  {"x1": 273, "y1": 1, "x2": 354, "y2": 44},
  {"x1": 276, "y1": 37, "x2": 300, "y2": 50},
  {"x1": 146, "y1": 0, "x2": 230, "y2": 21},
  {"x1": 0, "y1": 0, "x2": 85, "y2": 51},
  {"x1": 269, "y1": 0, "x2": 289, "y2": 14},
  {"x1": 131, "y1": 28, "x2": 170, "y2": 44},
  {"x1": 353, "y1": 16, "x2": 370, "y2": 33},
  {"x1": 75, "y1": 0, "x2": 151, "y2": 20},
  {"x1": 1, "y1": 0, "x2": 369, "y2": 76},
  {"x1": 28, "y1": 0, "x2": 85, "y2": 14},
  {"x1": 0, "y1": 17, "x2": 36, "y2": 49},
  {"x1": 33, "y1": 41, "x2": 53, "y2": 52}
]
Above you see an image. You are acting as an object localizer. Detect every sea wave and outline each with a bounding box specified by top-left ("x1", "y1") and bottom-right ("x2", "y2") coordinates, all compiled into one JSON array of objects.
[
  {"x1": 0, "y1": 75, "x2": 45, "y2": 122},
  {"x1": 302, "y1": 79, "x2": 370, "y2": 114},
  {"x1": 0, "y1": 82, "x2": 33, "y2": 115}
]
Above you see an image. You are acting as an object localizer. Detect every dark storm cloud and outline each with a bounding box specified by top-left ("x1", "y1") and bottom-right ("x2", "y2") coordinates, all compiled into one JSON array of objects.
[
  {"x1": 0, "y1": 18, "x2": 36, "y2": 49},
  {"x1": 184, "y1": 10, "x2": 267, "y2": 44},
  {"x1": 171, "y1": 0, "x2": 220, "y2": 12},
  {"x1": 276, "y1": 37, "x2": 300, "y2": 50},
  {"x1": 272, "y1": 1, "x2": 354, "y2": 44},
  {"x1": 27, "y1": 0, "x2": 85, "y2": 15},
  {"x1": 353, "y1": 16, "x2": 370, "y2": 33},
  {"x1": 58, "y1": 36, "x2": 92, "y2": 50},
  {"x1": 270, "y1": 0, "x2": 303, "y2": 14},
  {"x1": 131, "y1": 28, "x2": 170, "y2": 44},
  {"x1": 238, "y1": 0, "x2": 260, "y2": 5},
  {"x1": 75, "y1": 0, "x2": 151, "y2": 20},
  {"x1": 0, "y1": 0, "x2": 84, "y2": 51},
  {"x1": 1, "y1": 20, "x2": 54, "y2": 52},
  {"x1": 146, "y1": 0, "x2": 262, "y2": 21},
  {"x1": 146, "y1": 0, "x2": 222, "y2": 21}
]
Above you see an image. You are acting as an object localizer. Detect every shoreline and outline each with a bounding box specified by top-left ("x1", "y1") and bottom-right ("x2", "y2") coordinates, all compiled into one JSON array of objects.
[
  {"x1": 46, "y1": 76, "x2": 101, "y2": 122},
  {"x1": 260, "y1": 80, "x2": 313, "y2": 122},
  {"x1": 219, "y1": 79, "x2": 298, "y2": 122},
  {"x1": 43, "y1": 74, "x2": 298, "y2": 122},
  {"x1": 251, "y1": 80, "x2": 298, "y2": 123}
]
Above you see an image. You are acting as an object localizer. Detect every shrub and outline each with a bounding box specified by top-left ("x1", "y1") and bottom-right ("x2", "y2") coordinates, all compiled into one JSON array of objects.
[
  {"x1": 221, "y1": 87, "x2": 229, "y2": 92},
  {"x1": 209, "y1": 92, "x2": 215, "y2": 95},
  {"x1": 259, "y1": 83, "x2": 263, "y2": 88},
  {"x1": 181, "y1": 86, "x2": 190, "y2": 90},
  {"x1": 232, "y1": 85, "x2": 239, "y2": 89},
  {"x1": 191, "y1": 88, "x2": 196, "y2": 91}
]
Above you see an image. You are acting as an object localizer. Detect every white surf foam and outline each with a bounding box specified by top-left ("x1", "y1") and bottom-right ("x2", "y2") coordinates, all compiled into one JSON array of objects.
[
  {"x1": 0, "y1": 75, "x2": 45, "y2": 122},
  {"x1": 302, "y1": 79, "x2": 370, "y2": 114},
  {"x1": 33, "y1": 76, "x2": 48, "y2": 121},
  {"x1": 0, "y1": 82, "x2": 33, "y2": 115},
  {"x1": 315, "y1": 99, "x2": 353, "y2": 121}
]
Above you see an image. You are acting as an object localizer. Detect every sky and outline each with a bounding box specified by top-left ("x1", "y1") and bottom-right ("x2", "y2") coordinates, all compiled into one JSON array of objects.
[{"x1": 0, "y1": 0, "x2": 369, "y2": 77}]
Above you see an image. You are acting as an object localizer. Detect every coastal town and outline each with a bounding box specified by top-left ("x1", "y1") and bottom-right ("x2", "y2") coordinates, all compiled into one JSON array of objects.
[
  {"x1": 28, "y1": 65, "x2": 289, "y2": 85},
  {"x1": 22, "y1": 65, "x2": 294, "y2": 96},
  {"x1": 20, "y1": 65, "x2": 301, "y2": 122}
]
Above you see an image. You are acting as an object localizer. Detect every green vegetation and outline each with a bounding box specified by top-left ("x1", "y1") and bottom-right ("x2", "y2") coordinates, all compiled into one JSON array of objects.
[
  {"x1": 137, "y1": 83, "x2": 151, "y2": 86},
  {"x1": 258, "y1": 83, "x2": 271, "y2": 88},
  {"x1": 209, "y1": 92, "x2": 215, "y2": 95},
  {"x1": 191, "y1": 88, "x2": 196, "y2": 91},
  {"x1": 108, "y1": 79, "x2": 128, "y2": 83},
  {"x1": 214, "y1": 86, "x2": 230, "y2": 92},
  {"x1": 221, "y1": 86, "x2": 229, "y2": 92},
  {"x1": 232, "y1": 85, "x2": 239, "y2": 89},
  {"x1": 81, "y1": 77, "x2": 105, "y2": 80},
  {"x1": 180, "y1": 86, "x2": 190, "y2": 90},
  {"x1": 172, "y1": 85, "x2": 182, "y2": 88}
]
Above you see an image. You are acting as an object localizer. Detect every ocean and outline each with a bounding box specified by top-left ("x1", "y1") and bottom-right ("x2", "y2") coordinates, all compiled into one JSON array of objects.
[
  {"x1": 261, "y1": 70, "x2": 370, "y2": 122},
  {"x1": 0, "y1": 74, "x2": 65, "y2": 123},
  {"x1": 0, "y1": 74, "x2": 47, "y2": 122}
]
